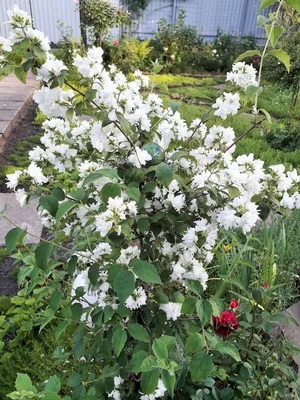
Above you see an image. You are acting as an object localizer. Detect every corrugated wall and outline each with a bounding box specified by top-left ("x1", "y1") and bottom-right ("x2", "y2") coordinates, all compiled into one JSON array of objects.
[
  {"x1": 131, "y1": 0, "x2": 271, "y2": 41},
  {"x1": 0, "y1": 0, "x2": 81, "y2": 44},
  {"x1": 0, "y1": 0, "x2": 273, "y2": 44}
]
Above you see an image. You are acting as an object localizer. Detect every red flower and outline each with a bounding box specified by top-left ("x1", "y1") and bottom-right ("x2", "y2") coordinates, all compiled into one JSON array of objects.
[
  {"x1": 113, "y1": 40, "x2": 119, "y2": 46},
  {"x1": 263, "y1": 282, "x2": 269, "y2": 288},
  {"x1": 212, "y1": 311, "x2": 239, "y2": 337},
  {"x1": 230, "y1": 299, "x2": 239, "y2": 310}
]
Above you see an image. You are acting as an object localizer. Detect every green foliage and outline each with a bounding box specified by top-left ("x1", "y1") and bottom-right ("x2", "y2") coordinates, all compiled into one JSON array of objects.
[
  {"x1": 107, "y1": 37, "x2": 153, "y2": 73},
  {"x1": 78, "y1": 0, "x2": 130, "y2": 46}
]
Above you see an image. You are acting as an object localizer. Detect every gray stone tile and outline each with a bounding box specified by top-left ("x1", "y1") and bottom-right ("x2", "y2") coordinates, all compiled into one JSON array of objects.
[{"x1": 0, "y1": 193, "x2": 42, "y2": 246}]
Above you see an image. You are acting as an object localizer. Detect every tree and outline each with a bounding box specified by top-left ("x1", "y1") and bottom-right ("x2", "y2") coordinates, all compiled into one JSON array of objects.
[{"x1": 78, "y1": 0, "x2": 130, "y2": 47}]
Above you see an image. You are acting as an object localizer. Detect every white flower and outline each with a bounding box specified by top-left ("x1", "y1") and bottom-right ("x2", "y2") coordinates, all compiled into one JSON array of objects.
[
  {"x1": 37, "y1": 57, "x2": 68, "y2": 82},
  {"x1": 6, "y1": 170, "x2": 22, "y2": 190},
  {"x1": 27, "y1": 162, "x2": 48, "y2": 184},
  {"x1": 0, "y1": 36, "x2": 12, "y2": 52},
  {"x1": 15, "y1": 188, "x2": 27, "y2": 207},
  {"x1": 213, "y1": 92, "x2": 240, "y2": 120},
  {"x1": 160, "y1": 302, "x2": 182, "y2": 321},
  {"x1": 125, "y1": 287, "x2": 147, "y2": 310},
  {"x1": 227, "y1": 62, "x2": 257, "y2": 89},
  {"x1": 128, "y1": 147, "x2": 152, "y2": 168}
]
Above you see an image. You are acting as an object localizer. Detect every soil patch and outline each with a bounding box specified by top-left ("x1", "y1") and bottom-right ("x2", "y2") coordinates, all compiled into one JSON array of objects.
[
  {"x1": 0, "y1": 103, "x2": 39, "y2": 168},
  {"x1": 0, "y1": 257, "x2": 18, "y2": 296}
]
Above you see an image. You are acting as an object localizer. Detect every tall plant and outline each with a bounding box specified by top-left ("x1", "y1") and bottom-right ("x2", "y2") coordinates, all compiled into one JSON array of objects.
[
  {"x1": 0, "y1": 1, "x2": 300, "y2": 399},
  {"x1": 78, "y1": 0, "x2": 130, "y2": 47}
]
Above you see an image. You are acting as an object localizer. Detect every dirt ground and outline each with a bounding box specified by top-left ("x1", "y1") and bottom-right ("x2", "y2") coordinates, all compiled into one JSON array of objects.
[{"x1": 0, "y1": 103, "x2": 39, "y2": 168}]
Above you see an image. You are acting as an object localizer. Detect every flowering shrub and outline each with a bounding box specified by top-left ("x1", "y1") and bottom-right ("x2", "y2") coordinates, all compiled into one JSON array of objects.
[{"x1": 1, "y1": 1, "x2": 300, "y2": 399}]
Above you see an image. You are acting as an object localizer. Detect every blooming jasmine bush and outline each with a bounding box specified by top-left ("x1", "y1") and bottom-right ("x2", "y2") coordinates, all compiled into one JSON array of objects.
[{"x1": 1, "y1": 2, "x2": 300, "y2": 399}]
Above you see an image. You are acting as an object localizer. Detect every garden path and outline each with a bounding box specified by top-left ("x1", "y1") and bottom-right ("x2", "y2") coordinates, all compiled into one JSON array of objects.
[{"x1": 0, "y1": 72, "x2": 37, "y2": 153}]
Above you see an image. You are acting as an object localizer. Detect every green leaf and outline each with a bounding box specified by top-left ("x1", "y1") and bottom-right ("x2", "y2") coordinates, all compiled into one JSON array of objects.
[
  {"x1": 114, "y1": 270, "x2": 135, "y2": 303},
  {"x1": 130, "y1": 259, "x2": 162, "y2": 284},
  {"x1": 127, "y1": 323, "x2": 150, "y2": 343},
  {"x1": 16, "y1": 374, "x2": 32, "y2": 391},
  {"x1": 56, "y1": 201, "x2": 77, "y2": 222},
  {"x1": 286, "y1": 0, "x2": 300, "y2": 12},
  {"x1": 258, "y1": 108, "x2": 272, "y2": 122},
  {"x1": 157, "y1": 83, "x2": 169, "y2": 95},
  {"x1": 44, "y1": 376, "x2": 61, "y2": 394},
  {"x1": 126, "y1": 187, "x2": 140, "y2": 203},
  {"x1": 245, "y1": 85, "x2": 262, "y2": 101},
  {"x1": 14, "y1": 66, "x2": 27, "y2": 84},
  {"x1": 141, "y1": 369, "x2": 160, "y2": 395},
  {"x1": 161, "y1": 370, "x2": 176, "y2": 397},
  {"x1": 265, "y1": 25, "x2": 284, "y2": 48},
  {"x1": 137, "y1": 218, "x2": 150, "y2": 233},
  {"x1": 130, "y1": 351, "x2": 149, "y2": 373},
  {"x1": 185, "y1": 333, "x2": 205, "y2": 353},
  {"x1": 67, "y1": 373, "x2": 82, "y2": 388},
  {"x1": 112, "y1": 327, "x2": 127, "y2": 356},
  {"x1": 140, "y1": 356, "x2": 157, "y2": 372},
  {"x1": 71, "y1": 303, "x2": 83, "y2": 321},
  {"x1": 152, "y1": 338, "x2": 168, "y2": 360},
  {"x1": 33, "y1": 45, "x2": 47, "y2": 64},
  {"x1": 39, "y1": 195, "x2": 59, "y2": 217},
  {"x1": 50, "y1": 291, "x2": 63, "y2": 312},
  {"x1": 160, "y1": 335, "x2": 176, "y2": 352},
  {"x1": 43, "y1": 394, "x2": 62, "y2": 400},
  {"x1": 258, "y1": 0, "x2": 277, "y2": 12},
  {"x1": 215, "y1": 342, "x2": 241, "y2": 362},
  {"x1": 55, "y1": 320, "x2": 70, "y2": 341},
  {"x1": 168, "y1": 101, "x2": 180, "y2": 114},
  {"x1": 101, "y1": 183, "x2": 122, "y2": 203},
  {"x1": 35, "y1": 243, "x2": 53, "y2": 271},
  {"x1": 227, "y1": 186, "x2": 240, "y2": 200},
  {"x1": 81, "y1": 168, "x2": 120, "y2": 187},
  {"x1": 267, "y1": 49, "x2": 291, "y2": 72},
  {"x1": 68, "y1": 255, "x2": 78, "y2": 277},
  {"x1": 85, "y1": 89, "x2": 97, "y2": 101},
  {"x1": 181, "y1": 296, "x2": 196, "y2": 315},
  {"x1": 190, "y1": 352, "x2": 214, "y2": 382},
  {"x1": 156, "y1": 163, "x2": 174, "y2": 188},
  {"x1": 196, "y1": 300, "x2": 213, "y2": 326},
  {"x1": 52, "y1": 187, "x2": 65, "y2": 201},
  {"x1": 235, "y1": 50, "x2": 261, "y2": 62},
  {"x1": 221, "y1": 388, "x2": 235, "y2": 400},
  {"x1": 257, "y1": 15, "x2": 268, "y2": 27},
  {"x1": 69, "y1": 188, "x2": 86, "y2": 201},
  {"x1": 5, "y1": 228, "x2": 23, "y2": 254}
]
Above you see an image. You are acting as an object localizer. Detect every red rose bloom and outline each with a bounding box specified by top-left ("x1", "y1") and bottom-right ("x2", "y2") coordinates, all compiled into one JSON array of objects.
[
  {"x1": 230, "y1": 299, "x2": 239, "y2": 309},
  {"x1": 263, "y1": 282, "x2": 269, "y2": 288},
  {"x1": 212, "y1": 311, "x2": 239, "y2": 337},
  {"x1": 113, "y1": 40, "x2": 119, "y2": 46}
]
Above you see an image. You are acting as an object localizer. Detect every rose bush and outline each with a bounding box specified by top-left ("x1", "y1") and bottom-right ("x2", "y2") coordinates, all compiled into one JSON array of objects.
[{"x1": 1, "y1": 1, "x2": 300, "y2": 399}]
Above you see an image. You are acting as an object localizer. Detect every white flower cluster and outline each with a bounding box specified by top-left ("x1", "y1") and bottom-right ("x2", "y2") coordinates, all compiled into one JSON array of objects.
[
  {"x1": 226, "y1": 61, "x2": 258, "y2": 89},
  {"x1": 212, "y1": 92, "x2": 240, "y2": 120},
  {"x1": 0, "y1": 5, "x2": 50, "y2": 54},
  {"x1": 160, "y1": 302, "x2": 182, "y2": 321}
]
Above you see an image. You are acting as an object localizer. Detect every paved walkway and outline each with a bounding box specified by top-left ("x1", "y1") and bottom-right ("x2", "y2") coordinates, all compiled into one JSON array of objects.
[
  {"x1": 0, "y1": 72, "x2": 37, "y2": 152},
  {"x1": 0, "y1": 72, "x2": 42, "y2": 246}
]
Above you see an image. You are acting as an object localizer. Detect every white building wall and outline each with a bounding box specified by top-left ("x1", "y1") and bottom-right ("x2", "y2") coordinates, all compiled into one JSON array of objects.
[{"x1": 0, "y1": 0, "x2": 81, "y2": 44}]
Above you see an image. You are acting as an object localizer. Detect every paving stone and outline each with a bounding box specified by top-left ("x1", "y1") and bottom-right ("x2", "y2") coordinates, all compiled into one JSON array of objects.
[
  {"x1": 0, "y1": 193, "x2": 42, "y2": 246},
  {"x1": 0, "y1": 120, "x2": 11, "y2": 135},
  {"x1": 0, "y1": 109, "x2": 19, "y2": 122},
  {"x1": 0, "y1": 100, "x2": 24, "y2": 110}
]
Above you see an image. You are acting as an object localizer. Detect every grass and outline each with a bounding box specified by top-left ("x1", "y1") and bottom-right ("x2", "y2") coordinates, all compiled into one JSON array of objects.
[{"x1": 155, "y1": 74, "x2": 300, "y2": 168}]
